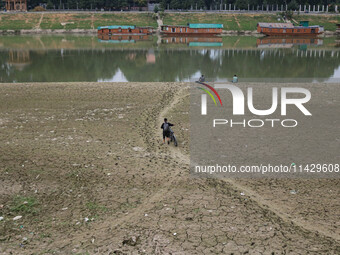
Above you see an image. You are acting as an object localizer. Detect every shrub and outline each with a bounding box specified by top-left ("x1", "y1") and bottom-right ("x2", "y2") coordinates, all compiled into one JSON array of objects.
[
  {"x1": 33, "y1": 6, "x2": 46, "y2": 12},
  {"x1": 328, "y1": 4, "x2": 336, "y2": 13},
  {"x1": 159, "y1": 11, "x2": 165, "y2": 19}
]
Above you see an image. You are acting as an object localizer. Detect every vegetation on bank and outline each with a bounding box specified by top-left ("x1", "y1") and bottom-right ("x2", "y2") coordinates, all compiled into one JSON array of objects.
[
  {"x1": 0, "y1": 13, "x2": 157, "y2": 30},
  {"x1": 0, "y1": 12, "x2": 339, "y2": 31},
  {"x1": 163, "y1": 13, "x2": 340, "y2": 31},
  {"x1": 163, "y1": 13, "x2": 279, "y2": 31}
]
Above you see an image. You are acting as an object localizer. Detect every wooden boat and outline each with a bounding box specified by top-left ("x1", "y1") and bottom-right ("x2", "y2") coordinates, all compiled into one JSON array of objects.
[
  {"x1": 97, "y1": 25, "x2": 153, "y2": 35},
  {"x1": 257, "y1": 21, "x2": 323, "y2": 36},
  {"x1": 161, "y1": 23, "x2": 223, "y2": 36},
  {"x1": 256, "y1": 37, "x2": 323, "y2": 48}
]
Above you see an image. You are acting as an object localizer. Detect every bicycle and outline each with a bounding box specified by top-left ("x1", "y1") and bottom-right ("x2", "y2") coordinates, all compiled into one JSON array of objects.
[{"x1": 169, "y1": 128, "x2": 178, "y2": 147}]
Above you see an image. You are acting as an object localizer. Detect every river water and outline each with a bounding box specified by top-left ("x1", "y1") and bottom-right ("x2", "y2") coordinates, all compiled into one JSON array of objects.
[{"x1": 0, "y1": 35, "x2": 339, "y2": 82}]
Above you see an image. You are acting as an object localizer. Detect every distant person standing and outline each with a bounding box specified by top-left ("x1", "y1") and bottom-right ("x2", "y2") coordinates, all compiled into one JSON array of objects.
[
  {"x1": 232, "y1": 74, "x2": 238, "y2": 83},
  {"x1": 198, "y1": 74, "x2": 205, "y2": 83}
]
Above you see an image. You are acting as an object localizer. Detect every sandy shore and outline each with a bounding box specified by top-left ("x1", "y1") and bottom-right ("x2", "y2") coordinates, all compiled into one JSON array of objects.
[{"x1": 0, "y1": 82, "x2": 339, "y2": 254}]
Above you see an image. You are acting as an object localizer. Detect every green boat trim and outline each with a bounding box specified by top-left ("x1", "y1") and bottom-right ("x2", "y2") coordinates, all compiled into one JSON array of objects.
[
  {"x1": 188, "y1": 23, "x2": 223, "y2": 29},
  {"x1": 189, "y1": 42, "x2": 223, "y2": 47},
  {"x1": 97, "y1": 25, "x2": 136, "y2": 30}
]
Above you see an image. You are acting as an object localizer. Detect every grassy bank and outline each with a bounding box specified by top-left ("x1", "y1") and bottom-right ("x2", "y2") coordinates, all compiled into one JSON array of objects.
[
  {"x1": 163, "y1": 13, "x2": 278, "y2": 31},
  {"x1": 0, "y1": 12, "x2": 339, "y2": 31},
  {"x1": 0, "y1": 12, "x2": 157, "y2": 30},
  {"x1": 163, "y1": 13, "x2": 340, "y2": 31}
]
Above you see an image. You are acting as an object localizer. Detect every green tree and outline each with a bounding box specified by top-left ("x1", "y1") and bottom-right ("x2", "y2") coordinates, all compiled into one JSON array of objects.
[
  {"x1": 236, "y1": 0, "x2": 248, "y2": 9},
  {"x1": 137, "y1": 0, "x2": 147, "y2": 6},
  {"x1": 160, "y1": 0, "x2": 168, "y2": 9},
  {"x1": 170, "y1": 0, "x2": 181, "y2": 9},
  {"x1": 46, "y1": 0, "x2": 54, "y2": 9},
  {"x1": 287, "y1": 0, "x2": 299, "y2": 10}
]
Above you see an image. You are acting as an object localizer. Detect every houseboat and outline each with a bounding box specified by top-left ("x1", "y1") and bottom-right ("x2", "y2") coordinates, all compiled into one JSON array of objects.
[
  {"x1": 161, "y1": 23, "x2": 223, "y2": 36},
  {"x1": 257, "y1": 21, "x2": 324, "y2": 36},
  {"x1": 257, "y1": 37, "x2": 323, "y2": 49},
  {"x1": 97, "y1": 25, "x2": 153, "y2": 35}
]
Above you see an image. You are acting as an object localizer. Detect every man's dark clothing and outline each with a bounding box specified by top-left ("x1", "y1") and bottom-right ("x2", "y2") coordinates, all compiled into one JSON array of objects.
[{"x1": 161, "y1": 122, "x2": 174, "y2": 139}]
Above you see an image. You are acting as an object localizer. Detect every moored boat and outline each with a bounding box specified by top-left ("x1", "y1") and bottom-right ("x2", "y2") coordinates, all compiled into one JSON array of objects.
[
  {"x1": 161, "y1": 23, "x2": 223, "y2": 36},
  {"x1": 257, "y1": 21, "x2": 323, "y2": 36},
  {"x1": 97, "y1": 25, "x2": 153, "y2": 35}
]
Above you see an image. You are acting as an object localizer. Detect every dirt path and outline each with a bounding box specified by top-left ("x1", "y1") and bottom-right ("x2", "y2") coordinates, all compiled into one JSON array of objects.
[
  {"x1": 233, "y1": 14, "x2": 241, "y2": 29},
  {"x1": 91, "y1": 14, "x2": 94, "y2": 29},
  {"x1": 35, "y1": 13, "x2": 44, "y2": 30},
  {"x1": 156, "y1": 13, "x2": 163, "y2": 34},
  {"x1": 156, "y1": 87, "x2": 189, "y2": 164}
]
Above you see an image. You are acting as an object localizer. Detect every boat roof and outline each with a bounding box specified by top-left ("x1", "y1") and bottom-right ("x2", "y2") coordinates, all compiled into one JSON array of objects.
[
  {"x1": 162, "y1": 23, "x2": 223, "y2": 28},
  {"x1": 258, "y1": 23, "x2": 294, "y2": 28},
  {"x1": 189, "y1": 23, "x2": 223, "y2": 29},
  {"x1": 97, "y1": 25, "x2": 136, "y2": 30},
  {"x1": 189, "y1": 42, "x2": 223, "y2": 47},
  {"x1": 294, "y1": 25, "x2": 322, "y2": 28},
  {"x1": 258, "y1": 22, "x2": 322, "y2": 29}
]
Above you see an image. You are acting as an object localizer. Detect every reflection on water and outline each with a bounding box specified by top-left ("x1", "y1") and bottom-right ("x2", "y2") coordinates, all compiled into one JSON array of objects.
[
  {"x1": 257, "y1": 37, "x2": 323, "y2": 49},
  {"x1": 7, "y1": 50, "x2": 31, "y2": 71},
  {"x1": 0, "y1": 35, "x2": 339, "y2": 82},
  {"x1": 98, "y1": 34, "x2": 153, "y2": 44},
  {"x1": 161, "y1": 36, "x2": 223, "y2": 47}
]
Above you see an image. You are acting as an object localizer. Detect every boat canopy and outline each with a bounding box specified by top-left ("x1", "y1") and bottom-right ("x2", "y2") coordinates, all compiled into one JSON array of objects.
[
  {"x1": 189, "y1": 42, "x2": 223, "y2": 47},
  {"x1": 188, "y1": 23, "x2": 223, "y2": 29},
  {"x1": 97, "y1": 25, "x2": 136, "y2": 30},
  {"x1": 299, "y1": 21, "x2": 309, "y2": 27},
  {"x1": 257, "y1": 23, "x2": 294, "y2": 28}
]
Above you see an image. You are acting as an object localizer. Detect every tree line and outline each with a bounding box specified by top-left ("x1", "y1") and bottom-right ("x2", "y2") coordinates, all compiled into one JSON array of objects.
[{"x1": 24, "y1": 0, "x2": 339, "y2": 11}]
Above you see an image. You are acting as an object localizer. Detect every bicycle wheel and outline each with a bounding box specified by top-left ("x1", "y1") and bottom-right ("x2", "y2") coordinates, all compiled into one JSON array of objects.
[{"x1": 173, "y1": 134, "x2": 178, "y2": 147}]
